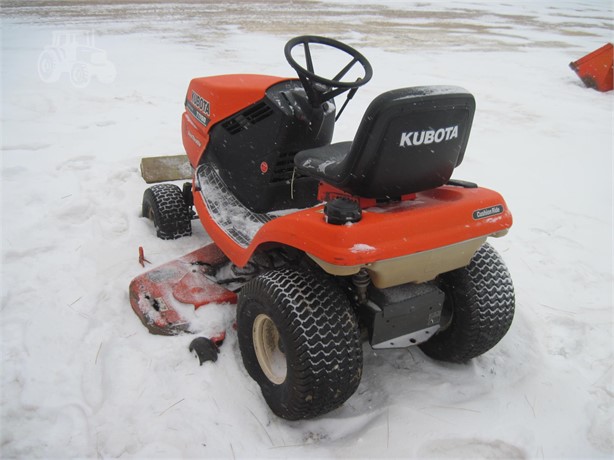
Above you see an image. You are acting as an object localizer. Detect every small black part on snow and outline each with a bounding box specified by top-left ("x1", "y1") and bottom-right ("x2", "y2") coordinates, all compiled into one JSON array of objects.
[{"x1": 189, "y1": 337, "x2": 220, "y2": 365}]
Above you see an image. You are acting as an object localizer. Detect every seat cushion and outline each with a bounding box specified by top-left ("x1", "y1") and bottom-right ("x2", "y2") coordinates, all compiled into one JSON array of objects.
[{"x1": 294, "y1": 141, "x2": 352, "y2": 185}]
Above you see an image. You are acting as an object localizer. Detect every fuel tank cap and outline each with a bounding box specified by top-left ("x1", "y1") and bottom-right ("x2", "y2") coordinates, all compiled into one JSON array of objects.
[{"x1": 324, "y1": 198, "x2": 362, "y2": 225}]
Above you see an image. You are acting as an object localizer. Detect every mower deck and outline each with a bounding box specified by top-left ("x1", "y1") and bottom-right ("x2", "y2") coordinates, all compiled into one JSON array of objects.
[{"x1": 129, "y1": 243, "x2": 237, "y2": 335}]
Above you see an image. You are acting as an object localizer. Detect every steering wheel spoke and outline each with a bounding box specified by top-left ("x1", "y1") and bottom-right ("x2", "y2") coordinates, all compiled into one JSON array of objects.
[
  {"x1": 333, "y1": 56, "x2": 359, "y2": 82},
  {"x1": 285, "y1": 35, "x2": 372, "y2": 107},
  {"x1": 302, "y1": 40, "x2": 315, "y2": 73}
]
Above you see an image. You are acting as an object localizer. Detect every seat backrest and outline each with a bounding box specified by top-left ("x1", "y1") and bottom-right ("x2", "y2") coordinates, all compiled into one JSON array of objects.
[{"x1": 335, "y1": 86, "x2": 476, "y2": 198}]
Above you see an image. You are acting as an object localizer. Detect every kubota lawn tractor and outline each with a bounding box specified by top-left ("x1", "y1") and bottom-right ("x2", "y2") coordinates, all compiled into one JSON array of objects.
[{"x1": 130, "y1": 36, "x2": 515, "y2": 420}]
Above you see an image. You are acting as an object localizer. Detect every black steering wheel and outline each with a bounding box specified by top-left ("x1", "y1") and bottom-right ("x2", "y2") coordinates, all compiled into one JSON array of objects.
[{"x1": 284, "y1": 35, "x2": 373, "y2": 107}]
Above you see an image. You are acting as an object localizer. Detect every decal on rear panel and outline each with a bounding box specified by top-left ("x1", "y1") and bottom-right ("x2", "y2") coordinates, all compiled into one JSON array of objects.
[{"x1": 473, "y1": 204, "x2": 504, "y2": 220}]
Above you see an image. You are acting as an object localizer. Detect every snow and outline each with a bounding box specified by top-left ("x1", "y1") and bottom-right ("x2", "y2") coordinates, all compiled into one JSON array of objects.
[
  {"x1": 350, "y1": 244, "x2": 377, "y2": 254},
  {"x1": 317, "y1": 159, "x2": 336, "y2": 173},
  {"x1": 196, "y1": 164, "x2": 271, "y2": 248},
  {"x1": 1, "y1": 0, "x2": 613, "y2": 458}
]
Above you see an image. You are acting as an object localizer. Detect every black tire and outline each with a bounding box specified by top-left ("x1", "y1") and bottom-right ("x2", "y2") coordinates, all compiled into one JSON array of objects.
[
  {"x1": 142, "y1": 184, "x2": 192, "y2": 240},
  {"x1": 419, "y1": 243, "x2": 515, "y2": 363},
  {"x1": 237, "y1": 266, "x2": 363, "y2": 420}
]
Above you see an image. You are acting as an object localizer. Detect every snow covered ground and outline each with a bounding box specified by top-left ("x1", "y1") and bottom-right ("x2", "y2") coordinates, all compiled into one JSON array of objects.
[{"x1": 1, "y1": 1, "x2": 612, "y2": 458}]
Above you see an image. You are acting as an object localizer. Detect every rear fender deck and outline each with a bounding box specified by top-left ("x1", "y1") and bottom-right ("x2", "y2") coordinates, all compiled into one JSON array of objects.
[{"x1": 194, "y1": 163, "x2": 513, "y2": 273}]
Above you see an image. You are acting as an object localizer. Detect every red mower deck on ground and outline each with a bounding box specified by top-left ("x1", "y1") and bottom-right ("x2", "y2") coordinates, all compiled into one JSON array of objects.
[{"x1": 129, "y1": 244, "x2": 237, "y2": 335}]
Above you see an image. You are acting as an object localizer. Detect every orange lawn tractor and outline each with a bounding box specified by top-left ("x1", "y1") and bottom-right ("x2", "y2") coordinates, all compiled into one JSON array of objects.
[{"x1": 130, "y1": 36, "x2": 515, "y2": 420}]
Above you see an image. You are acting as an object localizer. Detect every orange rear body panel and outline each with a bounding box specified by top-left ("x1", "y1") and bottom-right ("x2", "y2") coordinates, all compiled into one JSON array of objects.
[
  {"x1": 181, "y1": 74, "x2": 291, "y2": 166},
  {"x1": 194, "y1": 184, "x2": 512, "y2": 269}
]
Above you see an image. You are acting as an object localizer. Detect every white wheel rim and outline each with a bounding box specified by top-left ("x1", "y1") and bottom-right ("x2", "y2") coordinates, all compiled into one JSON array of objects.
[{"x1": 253, "y1": 314, "x2": 287, "y2": 385}]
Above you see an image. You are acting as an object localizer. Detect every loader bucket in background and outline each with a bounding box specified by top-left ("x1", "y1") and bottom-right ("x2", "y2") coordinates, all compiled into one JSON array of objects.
[{"x1": 569, "y1": 43, "x2": 614, "y2": 92}]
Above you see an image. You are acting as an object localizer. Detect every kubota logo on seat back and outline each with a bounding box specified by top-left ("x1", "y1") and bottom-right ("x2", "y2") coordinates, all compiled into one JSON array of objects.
[{"x1": 399, "y1": 125, "x2": 459, "y2": 147}]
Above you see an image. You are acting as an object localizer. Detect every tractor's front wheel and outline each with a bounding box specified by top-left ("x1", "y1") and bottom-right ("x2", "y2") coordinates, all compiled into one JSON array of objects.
[
  {"x1": 419, "y1": 243, "x2": 515, "y2": 363},
  {"x1": 237, "y1": 266, "x2": 363, "y2": 420},
  {"x1": 142, "y1": 184, "x2": 192, "y2": 240},
  {"x1": 70, "y1": 62, "x2": 91, "y2": 88}
]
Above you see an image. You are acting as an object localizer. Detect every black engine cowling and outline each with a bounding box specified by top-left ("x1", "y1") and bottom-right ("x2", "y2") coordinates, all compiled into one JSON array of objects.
[{"x1": 204, "y1": 80, "x2": 336, "y2": 213}]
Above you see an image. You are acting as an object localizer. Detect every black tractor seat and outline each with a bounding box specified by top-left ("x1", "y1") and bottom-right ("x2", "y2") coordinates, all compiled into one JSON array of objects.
[{"x1": 294, "y1": 86, "x2": 476, "y2": 199}]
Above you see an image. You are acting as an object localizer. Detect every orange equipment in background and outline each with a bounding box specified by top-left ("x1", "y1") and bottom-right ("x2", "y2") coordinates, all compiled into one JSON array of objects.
[{"x1": 569, "y1": 43, "x2": 613, "y2": 92}]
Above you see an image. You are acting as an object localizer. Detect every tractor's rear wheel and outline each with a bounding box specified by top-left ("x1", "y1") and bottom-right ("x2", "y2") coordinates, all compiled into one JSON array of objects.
[
  {"x1": 419, "y1": 243, "x2": 515, "y2": 363},
  {"x1": 37, "y1": 50, "x2": 61, "y2": 82},
  {"x1": 237, "y1": 266, "x2": 363, "y2": 420},
  {"x1": 142, "y1": 184, "x2": 192, "y2": 240}
]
